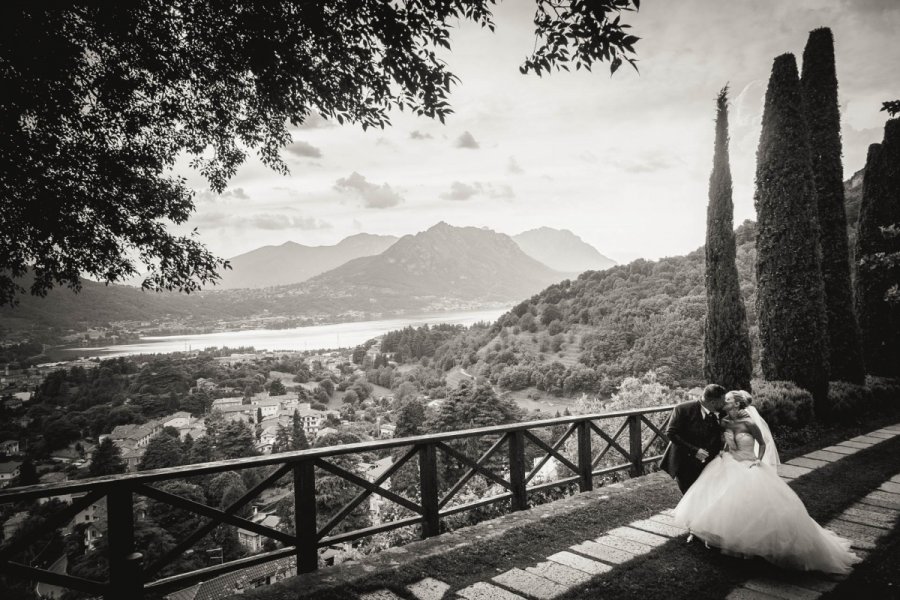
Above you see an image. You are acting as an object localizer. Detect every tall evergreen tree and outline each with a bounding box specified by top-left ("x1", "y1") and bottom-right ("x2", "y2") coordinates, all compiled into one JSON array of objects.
[
  {"x1": 801, "y1": 27, "x2": 865, "y2": 384},
  {"x1": 88, "y1": 438, "x2": 126, "y2": 477},
  {"x1": 703, "y1": 86, "x2": 753, "y2": 392},
  {"x1": 754, "y1": 53, "x2": 830, "y2": 409},
  {"x1": 290, "y1": 410, "x2": 310, "y2": 451},
  {"x1": 855, "y1": 119, "x2": 900, "y2": 377}
]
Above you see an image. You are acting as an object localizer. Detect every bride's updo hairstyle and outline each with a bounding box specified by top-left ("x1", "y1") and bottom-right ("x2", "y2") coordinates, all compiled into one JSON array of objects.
[{"x1": 724, "y1": 390, "x2": 752, "y2": 408}]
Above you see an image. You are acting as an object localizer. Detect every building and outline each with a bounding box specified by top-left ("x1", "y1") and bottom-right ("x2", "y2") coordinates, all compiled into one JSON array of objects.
[
  {"x1": 0, "y1": 439, "x2": 21, "y2": 455},
  {"x1": 2, "y1": 511, "x2": 28, "y2": 539},
  {"x1": 250, "y1": 397, "x2": 283, "y2": 419},
  {"x1": 237, "y1": 510, "x2": 281, "y2": 553},
  {"x1": 0, "y1": 460, "x2": 22, "y2": 487},
  {"x1": 212, "y1": 397, "x2": 242, "y2": 410},
  {"x1": 165, "y1": 557, "x2": 295, "y2": 600}
]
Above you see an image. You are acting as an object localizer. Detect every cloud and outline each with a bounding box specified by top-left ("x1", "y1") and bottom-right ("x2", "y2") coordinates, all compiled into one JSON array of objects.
[
  {"x1": 410, "y1": 130, "x2": 433, "y2": 140},
  {"x1": 296, "y1": 112, "x2": 334, "y2": 130},
  {"x1": 441, "y1": 181, "x2": 480, "y2": 201},
  {"x1": 191, "y1": 211, "x2": 332, "y2": 231},
  {"x1": 285, "y1": 141, "x2": 323, "y2": 158},
  {"x1": 455, "y1": 131, "x2": 480, "y2": 149},
  {"x1": 507, "y1": 156, "x2": 523, "y2": 174},
  {"x1": 440, "y1": 181, "x2": 515, "y2": 201},
  {"x1": 195, "y1": 187, "x2": 250, "y2": 203},
  {"x1": 612, "y1": 152, "x2": 681, "y2": 174},
  {"x1": 334, "y1": 172, "x2": 404, "y2": 209}
]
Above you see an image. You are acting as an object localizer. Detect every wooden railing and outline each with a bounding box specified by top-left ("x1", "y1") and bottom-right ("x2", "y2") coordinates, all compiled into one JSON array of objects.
[{"x1": 0, "y1": 405, "x2": 673, "y2": 599}]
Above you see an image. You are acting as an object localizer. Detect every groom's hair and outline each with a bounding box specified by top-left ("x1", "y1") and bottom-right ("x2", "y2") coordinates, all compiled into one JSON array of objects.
[{"x1": 703, "y1": 384, "x2": 727, "y2": 402}]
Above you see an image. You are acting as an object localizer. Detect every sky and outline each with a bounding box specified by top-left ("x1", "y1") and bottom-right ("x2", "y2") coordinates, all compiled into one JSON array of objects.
[{"x1": 172, "y1": 0, "x2": 900, "y2": 265}]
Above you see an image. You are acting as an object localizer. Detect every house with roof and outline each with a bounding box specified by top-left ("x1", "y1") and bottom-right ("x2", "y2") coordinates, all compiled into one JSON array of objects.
[
  {"x1": 0, "y1": 439, "x2": 21, "y2": 455},
  {"x1": 0, "y1": 460, "x2": 23, "y2": 488},
  {"x1": 211, "y1": 397, "x2": 242, "y2": 410},
  {"x1": 237, "y1": 510, "x2": 282, "y2": 553},
  {"x1": 164, "y1": 557, "x2": 295, "y2": 600}
]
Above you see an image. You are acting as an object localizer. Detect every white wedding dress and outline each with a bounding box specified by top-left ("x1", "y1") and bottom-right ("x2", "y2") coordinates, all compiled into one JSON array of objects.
[{"x1": 673, "y1": 423, "x2": 860, "y2": 574}]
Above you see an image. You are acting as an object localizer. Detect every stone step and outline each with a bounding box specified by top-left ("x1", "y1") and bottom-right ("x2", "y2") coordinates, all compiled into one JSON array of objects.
[
  {"x1": 862, "y1": 431, "x2": 894, "y2": 440},
  {"x1": 492, "y1": 568, "x2": 569, "y2": 600},
  {"x1": 593, "y1": 533, "x2": 653, "y2": 556},
  {"x1": 777, "y1": 464, "x2": 813, "y2": 479},
  {"x1": 820, "y1": 445, "x2": 859, "y2": 456},
  {"x1": 628, "y1": 518, "x2": 686, "y2": 538},
  {"x1": 456, "y1": 582, "x2": 526, "y2": 600},
  {"x1": 546, "y1": 551, "x2": 611, "y2": 576},
  {"x1": 571, "y1": 540, "x2": 635, "y2": 565},
  {"x1": 849, "y1": 500, "x2": 900, "y2": 516},
  {"x1": 605, "y1": 526, "x2": 669, "y2": 548},
  {"x1": 803, "y1": 450, "x2": 844, "y2": 462},
  {"x1": 725, "y1": 587, "x2": 783, "y2": 599},
  {"x1": 647, "y1": 512, "x2": 686, "y2": 530},
  {"x1": 879, "y1": 481, "x2": 900, "y2": 495},
  {"x1": 786, "y1": 457, "x2": 830, "y2": 470},
  {"x1": 526, "y1": 560, "x2": 592, "y2": 587},
  {"x1": 828, "y1": 518, "x2": 886, "y2": 543},
  {"x1": 850, "y1": 435, "x2": 885, "y2": 444},
  {"x1": 838, "y1": 440, "x2": 872, "y2": 449},
  {"x1": 359, "y1": 590, "x2": 404, "y2": 600},
  {"x1": 408, "y1": 578, "x2": 451, "y2": 600},
  {"x1": 860, "y1": 491, "x2": 900, "y2": 510},
  {"x1": 743, "y1": 578, "x2": 822, "y2": 600},
  {"x1": 841, "y1": 506, "x2": 898, "y2": 527}
]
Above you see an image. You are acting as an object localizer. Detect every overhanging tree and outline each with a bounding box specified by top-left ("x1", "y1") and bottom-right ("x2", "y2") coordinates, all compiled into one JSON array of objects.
[
  {"x1": 800, "y1": 27, "x2": 865, "y2": 384},
  {"x1": 855, "y1": 119, "x2": 900, "y2": 377},
  {"x1": 754, "y1": 53, "x2": 830, "y2": 409},
  {"x1": 703, "y1": 86, "x2": 752, "y2": 392},
  {"x1": 1, "y1": 1, "x2": 641, "y2": 306}
]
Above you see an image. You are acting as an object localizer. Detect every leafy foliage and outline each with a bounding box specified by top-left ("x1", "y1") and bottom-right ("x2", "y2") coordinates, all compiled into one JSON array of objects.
[
  {"x1": 88, "y1": 438, "x2": 126, "y2": 477},
  {"x1": 801, "y1": 27, "x2": 865, "y2": 384},
  {"x1": 754, "y1": 53, "x2": 830, "y2": 407},
  {"x1": 704, "y1": 85, "x2": 753, "y2": 392},
  {"x1": 855, "y1": 119, "x2": 900, "y2": 377},
  {"x1": 1, "y1": 1, "x2": 642, "y2": 306},
  {"x1": 882, "y1": 100, "x2": 900, "y2": 117}
]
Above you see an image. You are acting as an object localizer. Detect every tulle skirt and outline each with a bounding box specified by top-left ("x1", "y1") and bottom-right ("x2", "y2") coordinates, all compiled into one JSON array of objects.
[{"x1": 673, "y1": 453, "x2": 860, "y2": 574}]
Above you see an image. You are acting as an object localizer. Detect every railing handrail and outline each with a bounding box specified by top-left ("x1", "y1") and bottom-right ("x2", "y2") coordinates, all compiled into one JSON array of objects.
[{"x1": 0, "y1": 405, "x2": 675, "y2": 503}]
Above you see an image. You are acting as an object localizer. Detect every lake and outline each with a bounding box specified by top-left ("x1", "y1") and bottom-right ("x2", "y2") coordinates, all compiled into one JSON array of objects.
[{"x1": 64, "y1": 307, "x2": 509, "y2": 358}]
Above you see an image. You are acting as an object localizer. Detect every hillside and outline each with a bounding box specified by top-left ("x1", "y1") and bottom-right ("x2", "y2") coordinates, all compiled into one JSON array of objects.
[
  {"x1": 513, "y1": 227, "x2": 616, "y2": 273},
  {"x1": 217, "y1": 233, "x2": 398, "y2": 289},
  {"x1": 304, "y1": 222, "x2": 565, "y2": 304}
]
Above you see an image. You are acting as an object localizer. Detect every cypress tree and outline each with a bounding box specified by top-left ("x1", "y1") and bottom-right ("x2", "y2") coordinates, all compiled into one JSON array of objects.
[
  {"x1": 754, "y1": 53, "x2": 830, "y2": 408},
  {"x1": 800, "y1": 27, "x2": 865, "y2": 384},
  {"x1": 855, "y1": 119, "x2": 900, "y2": 377},
  {"x1": 704, "y1": 86, "x2": 753, "y2": 392}
]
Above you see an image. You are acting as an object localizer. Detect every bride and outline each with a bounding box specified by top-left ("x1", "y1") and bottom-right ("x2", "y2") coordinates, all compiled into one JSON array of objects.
[{"x1": 673, "y1": 390, "x2": 860, "y2": 574}]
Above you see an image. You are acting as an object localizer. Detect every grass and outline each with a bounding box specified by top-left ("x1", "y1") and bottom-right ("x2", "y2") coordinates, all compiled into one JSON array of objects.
[{"x1": 242, "y1": 413, "x2": 900, "y2": 600}]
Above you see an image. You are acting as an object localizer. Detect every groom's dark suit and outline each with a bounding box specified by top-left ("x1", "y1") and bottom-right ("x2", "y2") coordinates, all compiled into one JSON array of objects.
[{"x1": 660, "y1": 400, "x2": 724, "y2": 493}]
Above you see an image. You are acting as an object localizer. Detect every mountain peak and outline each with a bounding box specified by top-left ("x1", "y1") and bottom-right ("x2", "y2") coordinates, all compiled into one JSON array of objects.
[{"x1": 513, "y1": 228, "x2": 615, "y2": 273}]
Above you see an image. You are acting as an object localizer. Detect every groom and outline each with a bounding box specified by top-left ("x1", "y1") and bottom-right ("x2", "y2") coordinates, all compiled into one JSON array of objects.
[{"x1": 660, "y1": 383, "x2": 727, "y2": 494}]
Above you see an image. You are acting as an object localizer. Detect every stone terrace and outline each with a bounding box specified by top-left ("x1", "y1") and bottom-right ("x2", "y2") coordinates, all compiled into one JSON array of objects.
[{"x1": 240, "y1": 424, "x2": 900, "y2": 600}]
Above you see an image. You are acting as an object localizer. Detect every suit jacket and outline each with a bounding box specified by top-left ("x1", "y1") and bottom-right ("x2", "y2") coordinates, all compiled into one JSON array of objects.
[{"x1": 660, "y1": 400, "x2": 724, "y2": 479}]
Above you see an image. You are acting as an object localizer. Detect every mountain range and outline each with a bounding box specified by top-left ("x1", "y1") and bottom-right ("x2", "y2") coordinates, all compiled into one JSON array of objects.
[
  {"x1": 512, "y1": 227, "x2": 616, "y2": 273},
  {"x1": 0, "y1": 224, "x2": 614, "y2": 333}
]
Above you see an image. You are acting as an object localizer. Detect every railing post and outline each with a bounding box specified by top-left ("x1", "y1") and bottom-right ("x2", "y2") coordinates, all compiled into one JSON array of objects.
[
  {"x1": 577, "y1": 420, "x2": 593, "y2": 492},
  {"x1": 418, "y1": 443, "x2": 440, "y2": 538},
  {"x1": 294, "y1": 459, "x2": 318, "y2": 574},
  {"x1": 508, "y1": 431, "x2": 528, "y2": 511},
  {"x1": 106, "y1": 487, "x2": 141, "y2": 600},
  {"x1": 628, "y1": 414, "x2": 644, "y2": 477}
]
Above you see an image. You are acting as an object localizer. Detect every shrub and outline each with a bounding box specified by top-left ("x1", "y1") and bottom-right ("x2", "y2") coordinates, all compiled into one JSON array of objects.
[
  {"x1": 750, "y1": 379, "x2": 815, "y2": 433},
  {"x1": 827, "y1": 381, "x2": 872, "y2": 420},
  {"x1": 866, "y1": 376, "x2": 900, "y2": 409}
]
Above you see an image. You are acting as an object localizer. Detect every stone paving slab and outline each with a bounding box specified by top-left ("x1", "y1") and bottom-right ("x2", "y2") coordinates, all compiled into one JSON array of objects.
[
  {"x1": 879, "y1": 481, "x2": 900, "y2": 494},
  {"x1": 803, "y1": 450, "x2": 845, "y2": 462},
  {"x1": 660, "y1": 508, "x2": 675, "y2": 516},
  {"x1": 647, "y1": 512, "x2": 687, "y2": 530},
  {"x1": 878, "y1": 427, "x2": 900, "y2": 435},
  {"x1": 526, "y1": 560, "x2": 592, "y2": 587},
  {"x1": 605, "y1": 526, "x2": 669, "y2": 548},
  {"x1": 628, "y1": 518, "x2": 686, "y2": 538},
  {"x1": 861, "y1": 491, "x2": 900, "y2": 509},
  {"x1": 838, "y1": 440, "x2": 872, "y2": 449},
  {"x1": 842, "y1": 505, "x2": 898, "y2": 527},
  {"x1": 786, "y1": 457, "x2": 830, "y2": 470},
  {"x1": 761, "y1": 572, "x2": 839, "y2": 594},
  {"x1": 820, "y1": 444, "x2": 859, "y2": 456},
  {"x1": 593, "y1": 533, "x2": 653, "y2": 555},
  {"x1": 829, "y1": 518, "x2": 886, "y2": 542},
  {"x1": 851, "y1": 435, "x2": 886, "y2": 444},
  {"x1": 837, "y1": 510, "x2": 893, "y2": 531},
  {"x1": 456, "y1": 582, "x2": 526, "y2": 600},
  {"x1": 743, "y1": 578, "x2": 821, "y2": 600},
  {"x1": 546, "y1": 551, "x2": 611, "y2": 576},
  {"x1": 408, "y1": 577, "x2": 451, "y2": 600},
  {"x1": 777, "y1": 464, "x2": 813, "y2": 479},
  {"x1": 850, "y1": 499, "x2": 900, "y2": 516},
  {"x1": 492, "y1": 568, "x2": 568, "y2": 600},
  {"x1": 571, "y1": 540, "x2": 635, "y2": 565},
  {"x1": 725, "y1": 587, "x2": 782, "y2": 599},
  {"x1": 359, "y1": 590, "x2": 404, "y2": 600},
  {"x1": 865, "y1": 431, "x2": 896, "y2": 440},
  {"x1": 891, "y1": 474, "x2": 900, "y2": 484}
]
